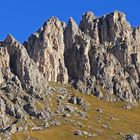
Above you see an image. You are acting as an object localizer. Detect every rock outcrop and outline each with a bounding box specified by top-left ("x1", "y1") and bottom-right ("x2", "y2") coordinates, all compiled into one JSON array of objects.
[
  {"x1": 24, "y1": 17, "x2": 68, "y2": 84},
  {"x1": 0, "y1": 35, "x2": 49, "y2": 137},
  {"x1": 78, "y1": 11, "x2": 140, "y2": 101},
  {"x1": 64, "y1": 16, "x2": 140, "y2": 102},
  {"x1": 64, "y1": 17, "x2": 91, "y2": 81},
  {"x1": 79, "y1": 11, "x2": 140, "y2": 86},
  {"x1": 79, "y1": 11, "x2": 132, "y2": 45},
  {"x1": 1, "y1": 35, "x2": 48, "y2": 97},
  {"x1": 0, "y1": 41, "x2": 21, "y2": 93}
]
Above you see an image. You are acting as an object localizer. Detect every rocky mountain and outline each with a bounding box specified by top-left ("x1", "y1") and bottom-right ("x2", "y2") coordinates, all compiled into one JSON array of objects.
[
  {"x1": 24, "y1": 17, "x2": 68, "y2": 84},
  {"x1": 0, "y1": 11, "x2": 140, "y2": 139},
  {"x1": 24, "y1": 10, "x2": 140, "y2": 102}
]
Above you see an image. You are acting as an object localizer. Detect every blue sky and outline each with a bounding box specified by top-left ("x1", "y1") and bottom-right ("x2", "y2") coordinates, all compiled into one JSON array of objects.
[{"x1": 0, "y1": 0, "x2": 140, "y2": 43}]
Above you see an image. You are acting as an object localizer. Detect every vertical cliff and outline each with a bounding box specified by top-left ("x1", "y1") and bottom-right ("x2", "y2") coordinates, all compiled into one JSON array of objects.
[{"x1": 24, "y1": 17, "x2": 68, "y2": 84}]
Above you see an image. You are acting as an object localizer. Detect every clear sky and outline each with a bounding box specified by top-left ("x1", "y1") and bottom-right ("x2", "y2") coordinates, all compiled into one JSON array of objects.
[{"x1": 0, "y1": 0, "x2": 140, "y2": 43}]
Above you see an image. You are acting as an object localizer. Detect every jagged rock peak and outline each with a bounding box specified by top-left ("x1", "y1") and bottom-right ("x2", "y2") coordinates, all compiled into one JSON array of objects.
[
  {"x1": 80, "y1": 10, "x2": 132, "y2": 45},
  {"x1": 24, "y1": 16, "x2": 68, "y2": 84},
  {"x1": 5, "y1": 34, "x2": 14, "y2": 40},
  {"x1": 2, "y1": 35, "x2": 48, "y2": 96},
  {"x1": 105, "y1": 10, "x2": 125, "y2": 17},
  {"x1": 81, "y1": 11, "x2": 96, "y2": 22},
  {"x1": 104, "y1": 10, "x2": 129, "y2": 24},
  {"x1": 5, "y1": 34, "x2": 18, "y2": 44},
  {"x1": 80, "y1": 10, "x2": 129, "y2": 27},
  {"x1": 67, "y1": 17, "x2": 79, "y2": 33},
  {"x1": 43, "y1": 16, "x2": 66, "y2": 29}
]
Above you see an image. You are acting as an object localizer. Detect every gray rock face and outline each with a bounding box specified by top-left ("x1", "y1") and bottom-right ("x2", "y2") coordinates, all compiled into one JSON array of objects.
[
  {"x1": 0, "y1": 46, "x2": 10, "y2": 82},
  {"x1": 79, "y1": 11, "x2": 140, "y2": 101},
  {"x1": 24, "y1": 17, "x2": 68, "y2": 84},
  {"x1": 0, "y1": 35, "x2": 50, "y2": 137},
  {"x1": 0, "y1": 43, "x2": 22, "y2": 93},
  {"x1": 79, "y1": 11, "x2": 132, "y2": 45},
  {"x1": 80, "y1": 11, "x2": 140, "y2": 75},
  {"x1": 64, "y1": 17, "x2": 91, "y2": 81},
  {"x1": 64, "y1": 15, "x2": 140, "y2": 102},
  {"x1": 3, "y1": 34, "x2": 48, "y2": 96}
]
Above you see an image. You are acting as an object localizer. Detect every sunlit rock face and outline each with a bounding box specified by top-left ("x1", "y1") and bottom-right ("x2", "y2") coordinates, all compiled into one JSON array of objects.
[
  {"x1": 24, "y1": 17, "x2": 68, "y2": 84},
  {"x1": 0, "y1": 36, "x2": 49, "y2": 137},
  {"x1": 79, "y1": 11, "x2": 132, "y2": 45},
  {"x1": 0, "y1": 35, "x2": 48, "y2": 96}
]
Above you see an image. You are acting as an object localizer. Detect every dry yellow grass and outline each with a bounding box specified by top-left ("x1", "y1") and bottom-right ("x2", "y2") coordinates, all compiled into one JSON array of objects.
[{"x1": 12, "y1": 83, "x2": 140, "y2": 140}]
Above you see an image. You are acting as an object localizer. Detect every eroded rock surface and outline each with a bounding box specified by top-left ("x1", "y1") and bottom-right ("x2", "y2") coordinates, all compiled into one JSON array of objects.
[
  {"x1": 1, "y1": 35, "x2": 48, "y2": 96},
  {"x1": 24, "y1": 17, "x2": 68, "y2": 84},
  {"x1": 0, "y1": 35, "x2": 49, "y2": 137}
]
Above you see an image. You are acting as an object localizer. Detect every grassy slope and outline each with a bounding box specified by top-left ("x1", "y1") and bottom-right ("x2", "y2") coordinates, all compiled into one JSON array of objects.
[{"x1": 12, "y1": 83, "x2": 140, "y2": 140}]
